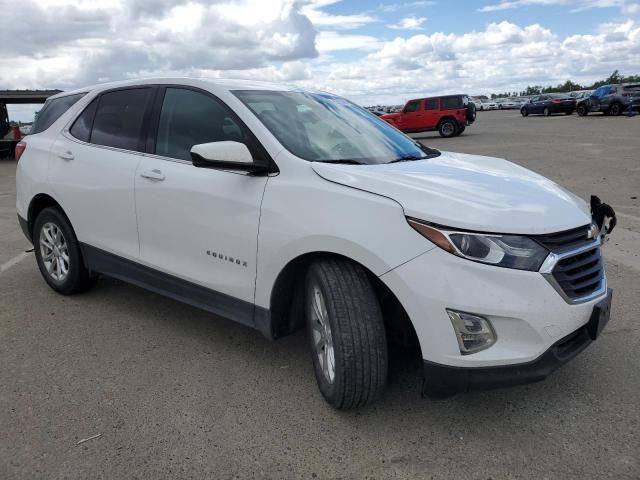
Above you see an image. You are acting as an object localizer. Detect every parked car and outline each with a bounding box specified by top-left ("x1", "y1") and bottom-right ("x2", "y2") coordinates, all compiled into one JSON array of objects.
[
  {"x1": 520, "y1": 94, "x2": 576, "y2": 116},
  {"x1": 576, "y1": 84, "x2": 640, "y2": 116},
  {"x1": 569, "y1": 90, "x2": 593, "y2": 100},
  {"x1": 496, "y1": 98, "x2": 518, "y2": 109},
  {"x1": 477, "y1": 99, "x2": 498, "y2": 111},
  {"x1": 381, "y1": 94, "x2": 476, "y2": 137},
  {"x1": 17, "y1": 78, "x2": 613, "y2": 409}
]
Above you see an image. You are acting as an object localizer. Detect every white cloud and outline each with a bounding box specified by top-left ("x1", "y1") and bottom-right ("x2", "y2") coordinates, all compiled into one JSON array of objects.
[
  {"x1": 301, "y1": 0, "x2": 377, "y2": 29},
  {"x1": 388, "y1": 16, "x2": 428, "y2": 30},
  {"x1": 479, "y1": 0, "x2": 625, "y2": 12},
  {"x1": 316, "y1": 31, "x2": 383, "y2": 52},
  {"x1": 2, "y1": 0, "x2": 640, "y2": 120},
  {"x1": 379, "y1": 1, "x2": 436, "y2": 12}
]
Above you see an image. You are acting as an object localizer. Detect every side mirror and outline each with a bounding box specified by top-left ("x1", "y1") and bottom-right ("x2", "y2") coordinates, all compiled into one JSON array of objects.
[{"x1": 190, "y1": 141, "x2": 268, "y2": 174}]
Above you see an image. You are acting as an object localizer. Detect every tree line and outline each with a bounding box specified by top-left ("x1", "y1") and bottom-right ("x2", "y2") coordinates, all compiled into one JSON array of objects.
[{"x1": 490, "y1": 70, "x2": 640, "y2": 99}]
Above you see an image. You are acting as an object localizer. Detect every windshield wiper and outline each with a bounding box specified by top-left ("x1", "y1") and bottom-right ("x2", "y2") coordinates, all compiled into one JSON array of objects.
[
  {"x1": 389, "y1": 154, "x2": 427, "y2": 163},
  {"x1": 314, "y1": 159, "x2": 365, "y2": 165}
]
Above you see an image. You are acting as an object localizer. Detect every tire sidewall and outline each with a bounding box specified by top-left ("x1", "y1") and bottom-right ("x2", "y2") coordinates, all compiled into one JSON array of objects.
[
  {"x1": 521, "y1": 108, "x2": 528, "y2": 116},
  {"x1": 33, "y1": 208, "x2": 86, "y2": 294},
  {"x1": 438, "y1": 119, "x2": 457, "y2": 138},
  {"x1": 544, "y1": 107, "x2": 551, "y2": 117},
  {"x1": 304, "y1": 265, "x2": 342, "y2": 404},
  {"x1": 610, "y1": 103, "x2": 621, "y2": 116}
]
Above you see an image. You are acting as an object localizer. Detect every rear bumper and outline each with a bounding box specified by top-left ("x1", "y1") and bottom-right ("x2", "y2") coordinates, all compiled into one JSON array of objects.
[{"x1": 422, "y1": 291, "x2": 611, "y2": 397}]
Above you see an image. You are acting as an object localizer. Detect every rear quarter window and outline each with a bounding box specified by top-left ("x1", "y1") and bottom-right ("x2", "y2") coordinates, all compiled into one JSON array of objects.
[
  {"x1": 31, "y1": 93, "x2": 86, "y2": 134},
  {"x1": 440, "y1": 97, "x2": 463, "y2": 110}
]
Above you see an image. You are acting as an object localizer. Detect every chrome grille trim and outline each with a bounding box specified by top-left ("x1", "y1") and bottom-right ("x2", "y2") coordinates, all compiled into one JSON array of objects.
[{"x1": 539, "y1": 238, "x2": 607, "y2": 304}]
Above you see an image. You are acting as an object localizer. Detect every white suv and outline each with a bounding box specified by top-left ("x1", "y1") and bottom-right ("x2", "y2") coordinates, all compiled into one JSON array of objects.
[{"x1": 16, "y1": 78, "x2": 613, "y2": 409}]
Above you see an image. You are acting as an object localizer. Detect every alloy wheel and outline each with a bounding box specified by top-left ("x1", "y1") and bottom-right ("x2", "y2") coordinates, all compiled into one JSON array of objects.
[
  {"x1": 39, "y1": 222, "x2": 70, "y2": 282},
  {"x1": 309, "y1": 284, "x2": 335, "y2": 384}
]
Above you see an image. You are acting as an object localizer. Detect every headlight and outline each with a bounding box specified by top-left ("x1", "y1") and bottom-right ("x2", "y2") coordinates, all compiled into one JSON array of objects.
[{"x1": 407, "y1": 218, "x2": 549, "y2": 271}]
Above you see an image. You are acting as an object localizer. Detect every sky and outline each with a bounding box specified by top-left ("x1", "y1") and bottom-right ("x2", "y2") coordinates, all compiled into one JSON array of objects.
[{"x1": 2, "y1": 0, "x2": 639, "y2": 121}]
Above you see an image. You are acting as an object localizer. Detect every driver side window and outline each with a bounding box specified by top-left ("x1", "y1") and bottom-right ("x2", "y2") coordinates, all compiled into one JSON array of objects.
[{"x1": 155, "y1": 87, "x2": 249, "y2": 161}]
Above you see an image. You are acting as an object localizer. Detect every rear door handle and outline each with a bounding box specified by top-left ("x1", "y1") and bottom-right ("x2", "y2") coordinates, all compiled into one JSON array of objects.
[
  {"x1": 58, "y1": 150, "x2": 74, "y2": 161},
  {"x1": 140, "y1": 169, "x2": 165, "y2": 181}
]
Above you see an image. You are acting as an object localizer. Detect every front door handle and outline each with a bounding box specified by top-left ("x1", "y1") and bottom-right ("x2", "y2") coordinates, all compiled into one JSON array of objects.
[
  {"x1": 140, "y1": 169, "x2": 165, "y2": 181},
  {"x1": 58, "y1": 150, "x2": 74, "y2": 161}
]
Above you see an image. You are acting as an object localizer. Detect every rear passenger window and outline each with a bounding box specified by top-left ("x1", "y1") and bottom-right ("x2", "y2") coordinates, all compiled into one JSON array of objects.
[
  {"x1": 425, "y1": 99, "x2": 438, "y2": 110},
  {"x1": 440, "y1": 97, "x2": 463, "y2": 110},
  {"x1": 155, "y1": 87, "x2": 250, "y2": 161},
  {"x1": 69, "y1": 98, "x2": 98, "y2": 142},
  {"x1": 91, "y1": 88, "x2": 152, "y2": 151},
  {"x1": 31, "y1": 93, "x2": 85, "y2": 134}
]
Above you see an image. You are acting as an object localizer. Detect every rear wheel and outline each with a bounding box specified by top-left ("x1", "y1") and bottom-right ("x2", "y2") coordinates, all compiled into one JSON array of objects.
[
  {"x1": 455, "y1": 125, "x2": 466, "y2": 136},
  {"x1": 577, "y1": 104, "x2": 588, "y2": 116},
  {"x1": 305, "y1": 259, "x2": 387, "y2": 410},
  {"x1": 543, "y1": 107, "x2": 551, "y2": 117},
  {"x1": 438, "y1": 119, "x2": 458, "y2": 138},
  {"x1": 609, "y1": 102, "x2": 622, "y2": 116},
  {"x1": 33, "y1": 207, "x2": 94, "y2": 295}
]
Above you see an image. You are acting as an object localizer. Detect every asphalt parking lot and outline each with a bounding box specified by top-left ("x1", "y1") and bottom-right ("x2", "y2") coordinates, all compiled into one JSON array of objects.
[{"x1": 1, "y1": 111, "x2": 639, "y2": 480}]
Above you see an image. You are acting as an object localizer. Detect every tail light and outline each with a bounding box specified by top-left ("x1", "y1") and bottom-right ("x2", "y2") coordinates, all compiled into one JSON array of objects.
[
  {"x1": 15, "y1": 141, "x2": 26, "y2": 161},
  {"x1": 552, "y1": 99, "x2": 563, "y2": 104}
]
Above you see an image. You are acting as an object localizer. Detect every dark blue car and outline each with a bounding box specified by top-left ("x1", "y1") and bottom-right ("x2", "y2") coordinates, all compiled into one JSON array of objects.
[{"x1": 520, "y1": 94, "x2": 576, "y2": 117}]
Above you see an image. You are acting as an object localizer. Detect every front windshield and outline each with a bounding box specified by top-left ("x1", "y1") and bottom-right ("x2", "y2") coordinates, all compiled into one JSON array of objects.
[{"x1": 233, "y1": 90, "x2": 439, "y2": 164}]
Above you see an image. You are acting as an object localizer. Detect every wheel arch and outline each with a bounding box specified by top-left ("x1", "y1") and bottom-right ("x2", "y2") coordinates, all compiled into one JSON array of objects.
[
  {"x1": 267, "y1": 251, "x2": 422, "y2": 358},
  {"x1": 27, "y1": 193, "x2": 67, "y2": 241},
  {"x1": 436, "y1": 115, "x2": 458, "y2": 128}
]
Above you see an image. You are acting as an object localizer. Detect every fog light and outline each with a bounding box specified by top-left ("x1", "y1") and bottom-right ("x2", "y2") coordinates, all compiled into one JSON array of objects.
[{"x1": 447, "y1": 310, "x2": 496, "y2": 355}]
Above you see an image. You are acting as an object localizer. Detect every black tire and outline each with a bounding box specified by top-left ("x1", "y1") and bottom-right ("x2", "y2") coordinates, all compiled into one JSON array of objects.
[
  {"x1": 543, "y1": 107, "x2": 551, "y2": 117},
  {"x1": 609, "y1": 102, "x2": 622, "y2": 116},
  {"x1": 438, "y1": 119, "x2": 458, "y2": 138},
  {"x1": 521, "y1": 108, "x2": 528, "y2": 117},
  {"x1": 305, "y1": 259, "x2": 387, "y2": 410},
  {"x1": 577, "y1": 104, "x2": 588, "y2": 116},
  {"x1": 466, "y1": 104, "x2": 476, "y2": 124},
  {"x1": 33, "y1": 207, "x2": 94, "y2": 295},
  {"x1": 455, "y1": 125, "x2": 466, "y2": 136}
]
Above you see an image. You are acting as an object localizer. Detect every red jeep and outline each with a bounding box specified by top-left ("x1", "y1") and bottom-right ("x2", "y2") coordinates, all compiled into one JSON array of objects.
[{"x1": 381, "y1": 95, "x2": 476, "y2": 138}]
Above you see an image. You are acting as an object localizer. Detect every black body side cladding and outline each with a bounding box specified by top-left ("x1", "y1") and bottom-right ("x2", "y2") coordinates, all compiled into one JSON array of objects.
[
  {"x1": 80, "y1": 243, "x2": 271, "y2": 335},
  {"x1": 18, "y1": 214, "x2": 31, "y2": 243}
]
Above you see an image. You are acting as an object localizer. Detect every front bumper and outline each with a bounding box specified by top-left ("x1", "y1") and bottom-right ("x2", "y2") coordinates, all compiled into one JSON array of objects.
[
  {"x1": 422, "y1": 289, "x2": 611, "y2": 397},
  {"x1": 380, "y1": 245, "x2": 609, "y2": 368}
]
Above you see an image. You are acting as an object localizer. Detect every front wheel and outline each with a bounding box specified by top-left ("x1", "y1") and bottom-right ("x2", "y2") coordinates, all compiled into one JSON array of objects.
[
  {"x1": 33, "y1": 207, "x2": 94, "y2": 295},
  {"x1": 438, "y1": 119, "x2": 458, "y2": 138},
  {"x1": 521, "y1": 108, "x2": 528, "y2": 117},
  {"x1": 305, "y1": 259, "x2": 388, "y2": 410},
  {"x1": 543, "y1": 107, "x2": 551, "y2": 117},
  {"x1": 577, "y1": 104, "x2": 588, "y2": 116}
]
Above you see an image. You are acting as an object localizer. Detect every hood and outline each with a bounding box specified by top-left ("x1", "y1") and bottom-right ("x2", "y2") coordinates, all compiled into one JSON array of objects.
[
  {"x1": 311, "y1": 151, "x2": 591, "y2": 235},
  {"x1": 381, "y1": 113, "x2": 400, "y2": 121}
]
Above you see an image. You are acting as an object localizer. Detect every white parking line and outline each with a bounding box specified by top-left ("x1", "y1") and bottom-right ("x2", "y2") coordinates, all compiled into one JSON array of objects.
[{"x1": 0, "y1": 252, "x2": 32, "y2": 274}]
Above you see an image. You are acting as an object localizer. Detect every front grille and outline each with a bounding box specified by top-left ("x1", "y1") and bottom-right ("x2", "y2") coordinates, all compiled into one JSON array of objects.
[
  {"x1": 551, "y1": 245, "x2": 604, "y2": 299},
  {"x1": 535, "y1": 225, "x2": 590, "y2": 251}
]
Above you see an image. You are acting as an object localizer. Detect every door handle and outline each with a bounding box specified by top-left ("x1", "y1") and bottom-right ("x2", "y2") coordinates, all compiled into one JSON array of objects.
[
  {"x1": 58, "y1": 150, "x2": 74, "y2": 161},
  {"x1": 140, "y1": 169, "x2": 165, "y2": 181}
]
